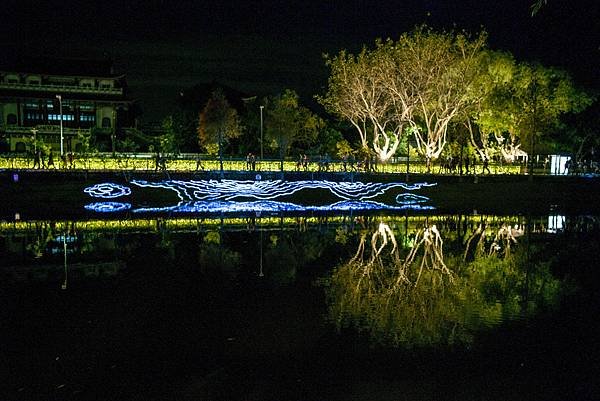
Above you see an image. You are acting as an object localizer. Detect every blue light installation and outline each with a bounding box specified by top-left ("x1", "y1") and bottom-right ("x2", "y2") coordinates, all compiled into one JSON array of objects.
[
  {"x1": 131, "y1": 199, "x2": 434, "y2": 214},
  {"x1": 83, "y1": 180, "x2": 437, "y2": 214},
  {"x1": 129, "y1": 179, "x2": 436, "y2": 202},
  {"x1": 84, "y1": 183, "x2": 132, "y2": 198},
  {"x1": 84, "y1": 202, "x2": 132, "y2": 213},
  {"x1": 395, "y1": 193, "x2": 430, "y2": 204}
]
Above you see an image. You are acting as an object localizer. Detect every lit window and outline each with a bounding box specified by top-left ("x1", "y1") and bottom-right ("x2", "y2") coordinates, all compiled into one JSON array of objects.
[{"x1": 48, "y1": 114, "x2": 74, "y2": 121}]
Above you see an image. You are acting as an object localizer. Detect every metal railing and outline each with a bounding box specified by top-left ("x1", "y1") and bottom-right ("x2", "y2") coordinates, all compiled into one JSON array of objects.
[{"x1": 1, "y1": 152, "x2": 562, "y2": 175}]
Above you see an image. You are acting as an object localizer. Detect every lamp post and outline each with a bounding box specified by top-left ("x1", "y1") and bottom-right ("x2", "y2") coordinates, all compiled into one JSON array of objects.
[
  {"x1": 31, "y1": 127, "x2": 38, "y2": 154},
  {"x1": 55, "y1": 94, "x2": 64, "y2": 156},
  {"x1": 259, "y1": 105, "x2": 264, "y2": 160},
  {"x1": 111, "y1": 108, "x2": 116, "y2": 156},
  {"x1": 61, "y1": 233, "x2": 68, "y2": 290}
]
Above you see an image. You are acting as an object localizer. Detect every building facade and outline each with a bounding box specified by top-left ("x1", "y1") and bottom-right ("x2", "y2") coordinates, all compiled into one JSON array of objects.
[{"x1": 0, "y1": 57, "x2": 135, "y2": 154}]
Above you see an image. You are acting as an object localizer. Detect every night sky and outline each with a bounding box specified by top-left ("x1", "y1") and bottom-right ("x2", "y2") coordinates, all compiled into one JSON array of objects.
[{"x1": 2, "y1": 0, "x2": 599, "y2": 122}]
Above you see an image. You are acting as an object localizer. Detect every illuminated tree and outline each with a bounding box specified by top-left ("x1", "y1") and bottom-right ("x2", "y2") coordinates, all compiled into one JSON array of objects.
[
  {"x1": 474, "y1": 60, "x2": 592, "y2": 163},
  {"x1": 320, "y1": 42, "x2": 414, "y2": 163},
  {"x1": 198, "y1": 89, "x2": 242, "y2": 176},
  {"x1": 399, "y1": 28, "x2": 487, "y2": 171},
  {"x1": 264, "y1": 89, "x2": 322, "y2": 171},
  {"x1": 321, "y1": 27, "x2": 487, "y2": 169}
]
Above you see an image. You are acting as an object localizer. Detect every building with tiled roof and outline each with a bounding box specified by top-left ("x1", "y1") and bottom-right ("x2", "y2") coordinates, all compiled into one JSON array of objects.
[{"x1": 0, "y1": 56, "x2": 136, "y2": 154}]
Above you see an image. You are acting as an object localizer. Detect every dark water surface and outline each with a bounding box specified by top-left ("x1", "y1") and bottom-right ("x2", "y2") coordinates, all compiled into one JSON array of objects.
[{"x1": 1, "y1": 213, "x2": 599, "y2": 400}]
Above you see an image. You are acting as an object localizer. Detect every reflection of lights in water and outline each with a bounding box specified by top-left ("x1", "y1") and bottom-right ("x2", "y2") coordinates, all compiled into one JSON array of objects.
[
  {"x1": 84, "y1": 183, "x2": 132, "y2": 198},
  {"x1": 131, "y1": 199, "x2": 435, "y2": 214},
  {"x1": 548, "y1": 215, "x2": 565, "y2": 233},
  {"x1": 130, "y1": 179, "x2": 436, "y2": 202},
  {"x1": 84, "y1": 202, "x2": 132, "y2": 213},
  {"x1": 395, "y1": 193, "x2": 430, "y2": 204}
]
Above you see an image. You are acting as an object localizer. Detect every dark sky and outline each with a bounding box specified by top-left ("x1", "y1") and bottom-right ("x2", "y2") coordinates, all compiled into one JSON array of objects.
[{"x1": 2, "y1": 0, "x2": 598, "y2": 122}]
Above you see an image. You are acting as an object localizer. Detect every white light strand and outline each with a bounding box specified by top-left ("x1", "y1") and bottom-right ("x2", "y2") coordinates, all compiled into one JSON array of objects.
[
  {"x1": 130, "y1": 179, "x2": 436, "y2": 202},
  {"x1": 84, "y1": 183, "x2": 132, "y2": 198},
  {"x1": 84, "y1": 202, "x2": 131, "y2": 213},
  {"x1": 130, "y1": 199, "x2": 434, "y2": 214}
]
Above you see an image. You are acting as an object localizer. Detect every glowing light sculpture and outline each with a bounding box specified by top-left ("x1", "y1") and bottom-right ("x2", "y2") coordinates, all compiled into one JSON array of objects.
[
  {"x1": 84, "y1": 202, "x2": 132, "y2": 213},
  {"x1": 130, "y1": 179, "x2": 436, "y2": 202},
  {"x1": 395, "y1": 193, "x2": 430, "y2": 204},
  {"x1": 84, "y1": 180, "x2": 437, "y2": 215},
  {"x1": 84, "y1": 183, "x2": 132, "y2": 198},
  {"x1": 131, "y1": 199, "x2": 434, "y2": 215}
]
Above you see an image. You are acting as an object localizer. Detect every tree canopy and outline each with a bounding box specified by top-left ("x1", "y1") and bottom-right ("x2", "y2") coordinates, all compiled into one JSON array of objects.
[
  {"x1": 264, "y1": 89, "x2": 323, "y2": 170},
  {"x1": 321, "y1": 27, "x2": 488, "y2": 169},
  {"x1": 320, "y1": 26, "x2": 592, "y2": 169},
  {"x1": 198, "y1": 89, "x2": 242, "y2": 173}
]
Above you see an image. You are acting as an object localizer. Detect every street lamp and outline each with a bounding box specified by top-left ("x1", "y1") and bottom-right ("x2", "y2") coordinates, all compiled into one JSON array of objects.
[
  {"x1": 111, "y1": 109, "x2": 116, "y2": 156},
  {"x1": 31, "y1": 127, "x2": 37, "y2": 154},
  {"x1": 260, "y1": 105, "x2": 264, "y2": 160},
  {"x1": 61, "y1": 233, "x2": 68, "y2": 290},
  {"x1": 55, "y1": 94, "x2": 64, "y2": 156}
]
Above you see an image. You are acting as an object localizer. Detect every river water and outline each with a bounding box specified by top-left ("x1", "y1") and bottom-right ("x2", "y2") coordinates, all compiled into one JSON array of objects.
[{"x1": 1, "y1": 210, "x2": 599, "y2": 400}]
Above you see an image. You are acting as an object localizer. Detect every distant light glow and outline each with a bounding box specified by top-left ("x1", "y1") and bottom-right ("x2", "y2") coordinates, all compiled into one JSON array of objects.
[
  {"x1": 84, "y1": 183, "x2": 132, "y2": 198},
  {"x1": 550, "y1": 155, "x2": 570, "y2": 175},
  {"x1": 130, "y1": 179, "x2": 436, "y2": 202},
  {"x1": 84, "y1": 202, "x2": 131, "y2": 213},
  {"x1": 548, "y1": 215, "x2": 565, "y2": 233}
]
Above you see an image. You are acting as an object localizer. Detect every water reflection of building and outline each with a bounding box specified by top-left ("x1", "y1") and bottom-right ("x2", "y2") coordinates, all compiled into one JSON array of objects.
[
  {"x1": 3, "y1": 261, "x2": 123, "y2": 282},
  {"x1": 0, "y1": 57, "x2": 135, "y2": 153},
  {"x1": 0, "y1": 224, "x2": 122, "y2": 283}
]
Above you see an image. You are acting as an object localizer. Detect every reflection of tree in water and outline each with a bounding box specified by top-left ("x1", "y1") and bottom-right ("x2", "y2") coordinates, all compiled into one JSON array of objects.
[
  {"x1": 26, "y1": 222, "x2": 55, "y2": 258},
  {"x1": 328, "y1": 220, "x2": 460, "y2": 347},
  {"x1": 197, "y1": 230, "x2": 241, "y2": 279},
  {"x1": 264, "y1": 228, "x2": 335, "y2": 284},
  {"x1": 463, "y1": 220, "x2": 523, "y2": 261},
  {"x1": 326, "y1": 217, "x2": 563, "y2": 348}
]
